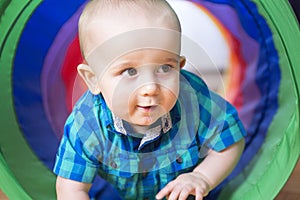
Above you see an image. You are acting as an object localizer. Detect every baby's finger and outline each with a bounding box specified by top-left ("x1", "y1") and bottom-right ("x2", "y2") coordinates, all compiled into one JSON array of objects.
[
  {"x1": 178, "y1": 186, "x2": 193, "y2": 200},
  {"x1": 155, "y1": 182, "x2": 175, "y2": 199},
  {"x1": 167, "y1": 185, "x2": 182, "y2": 200},
  {"x1": 195, "y1": 187, "x2": 204, "y2": 200}
]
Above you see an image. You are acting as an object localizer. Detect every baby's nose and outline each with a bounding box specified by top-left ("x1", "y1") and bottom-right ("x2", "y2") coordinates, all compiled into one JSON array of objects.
[
  {"x1": 139, "y1": 82, "x2": 160, "y2": 96},
  {"x1": 137, "y1": 68, "x2": 160, "y2": 96}
]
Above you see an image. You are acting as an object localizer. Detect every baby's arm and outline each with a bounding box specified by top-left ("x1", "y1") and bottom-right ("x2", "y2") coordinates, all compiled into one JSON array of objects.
[
  {"x1": 156, "y1": 139, "x2": 245, "y2": 200},
  {"x1": 56, "y1": 176, "x2": 92, "y2": 200}
]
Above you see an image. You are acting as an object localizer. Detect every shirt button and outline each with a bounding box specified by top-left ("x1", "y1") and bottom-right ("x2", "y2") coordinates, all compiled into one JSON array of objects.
[
  {"x1": 142, "y1": 171, "x2": 148, "y2": 178},
  {"x1": 176, "y1": 156, "x2": 183, "y2": 164},
  {"x1": 110, "y1": 161, "x2": 118, "y2": 169}
]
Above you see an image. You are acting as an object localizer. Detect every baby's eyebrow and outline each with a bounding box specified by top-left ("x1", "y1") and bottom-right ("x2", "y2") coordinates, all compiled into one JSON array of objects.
[
  {"x1": 164, "y1": 57, "x2": 180, "y2": 64},
  {"x1": 109, "y1": 61, "x2": 135, "y2": 71}
]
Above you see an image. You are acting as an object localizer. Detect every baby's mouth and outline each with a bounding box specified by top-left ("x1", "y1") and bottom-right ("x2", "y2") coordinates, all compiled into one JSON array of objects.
[{"x1": 137, "y1": 105, "x2": 157, "y2": 112}]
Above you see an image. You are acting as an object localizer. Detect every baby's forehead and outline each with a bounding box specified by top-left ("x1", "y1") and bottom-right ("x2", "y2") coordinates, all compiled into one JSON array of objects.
[
  {"x1": 85, "y1": 27, "x2": 181, "y2": 71},
  {"x1": 83, "y1": 15, "x2": 182, "y2": 55}
]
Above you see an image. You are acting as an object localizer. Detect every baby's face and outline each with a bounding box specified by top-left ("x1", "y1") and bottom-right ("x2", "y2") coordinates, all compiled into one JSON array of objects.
[
  {"x1": 82, "y1": 17, "x2": 184, "y2": 129},
  {"x1": 98, "y1": 48, "x2": 184, "y2": 128}
]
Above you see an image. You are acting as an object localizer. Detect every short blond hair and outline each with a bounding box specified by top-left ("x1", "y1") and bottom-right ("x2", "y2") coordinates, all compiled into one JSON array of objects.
[{"x1": 78, "y1": 0, "x2": 181, "y2": 58}]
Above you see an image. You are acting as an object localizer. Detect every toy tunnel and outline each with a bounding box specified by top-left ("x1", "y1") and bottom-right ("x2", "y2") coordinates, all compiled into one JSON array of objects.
[{"x1": 0, "y1": 0, "x2": 299, "y2": 199}]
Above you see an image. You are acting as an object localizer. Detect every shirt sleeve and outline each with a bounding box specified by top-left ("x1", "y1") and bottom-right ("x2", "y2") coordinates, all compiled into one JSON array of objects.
[
  {"x1": 197, "y1": 84, "x2": 247, "y2": 152},
  {"x1": 53, "y1": 111, "x2": 100, "y2": 183}
]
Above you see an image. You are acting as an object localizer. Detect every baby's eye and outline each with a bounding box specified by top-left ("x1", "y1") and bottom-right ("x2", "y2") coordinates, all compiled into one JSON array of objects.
[
  {"x1": 122, "y1": 68, "x2": 137, "y2": 77},
  {"x1": 157, "y1": 64, "x2": 172, "y2": 73}
]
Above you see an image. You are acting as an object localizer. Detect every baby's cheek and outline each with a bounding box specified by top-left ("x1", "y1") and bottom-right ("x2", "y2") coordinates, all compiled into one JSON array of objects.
[{"x1": 159, "y1": 76, "x2": 180, "y2": 96}]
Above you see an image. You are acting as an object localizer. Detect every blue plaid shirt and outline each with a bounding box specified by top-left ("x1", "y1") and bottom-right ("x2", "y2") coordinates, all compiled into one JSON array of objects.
[{"x1": 53, "y1": 70, "x2": 246, "y2": 199}]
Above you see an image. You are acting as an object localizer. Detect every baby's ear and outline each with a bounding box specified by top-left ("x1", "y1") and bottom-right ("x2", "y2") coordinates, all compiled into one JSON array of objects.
[
  {"x1": 179, "y1": 56, "x2": 186, "y2": 69},
  {"x1": 77, "y1": 64, "x2": 100, "y2": 95}
]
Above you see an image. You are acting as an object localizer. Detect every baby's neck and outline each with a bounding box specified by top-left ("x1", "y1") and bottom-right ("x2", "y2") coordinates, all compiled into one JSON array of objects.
[
  {"x1": 125, "y1": 119, "x2": 161, "y2": 134},
  {"x1": 130, "y1": 124, "x2": 151, "y2": 134}
]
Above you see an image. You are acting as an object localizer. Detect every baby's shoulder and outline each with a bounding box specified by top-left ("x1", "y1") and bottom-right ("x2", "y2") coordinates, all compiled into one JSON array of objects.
[
  {"x1": 69, "y1": 91, "x2": 100, "y2": 125},
  {"x1": 179, "y1": 70, "x2": 211, "y2": 99},
  {"x1": 73, "y1": 91, "x2": 95, "y2": 108},
  {"x1": 180, "y1": 70, "x2": 208, "y2": 91}
]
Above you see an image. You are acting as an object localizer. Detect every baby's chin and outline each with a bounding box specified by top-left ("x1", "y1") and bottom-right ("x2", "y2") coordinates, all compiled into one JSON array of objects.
[
  {"x1": 131, "y1": 117, "x2": 160, "y2": 127},
  {"x1": 127, "y1": 115, "x2": 166, "y2": 132}
]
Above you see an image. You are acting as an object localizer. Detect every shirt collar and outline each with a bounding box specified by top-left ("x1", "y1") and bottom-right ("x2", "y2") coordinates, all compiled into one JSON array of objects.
[{"x1": 112, "y1": 112, "x2": 172, "y2": 150}]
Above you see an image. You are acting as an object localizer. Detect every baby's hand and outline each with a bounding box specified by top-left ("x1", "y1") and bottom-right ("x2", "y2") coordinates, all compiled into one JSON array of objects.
[{"x1": 155, "y1": 171, "x2": 211, "y2": 200}]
